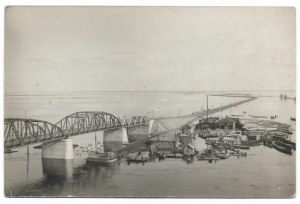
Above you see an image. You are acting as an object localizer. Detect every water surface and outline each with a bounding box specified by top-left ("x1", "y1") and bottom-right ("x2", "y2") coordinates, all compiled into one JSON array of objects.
[{"x1": 4, "y1": 91, "x2": 296, "y2": 197}]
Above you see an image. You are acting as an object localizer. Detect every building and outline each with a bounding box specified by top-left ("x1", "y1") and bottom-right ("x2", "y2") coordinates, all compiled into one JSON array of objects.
[
  {"x1": 151, "y1": 130, "x2": 179, "y2": 150},
  {"x1": 216, "y1": 117, "x2": 243, "y2": 130},
  {"x1": 182, "y1": 123, "x2": 196, "y2": 134},
  {"x1": 183, "y1": 144, "x2": 196, "y2": 156},
  {"x1": 247, "y1": 130, "x2": 265, "y2": 140},
  {"x1": 196, "y1": 117, "x2": 219, "y2": 130},
  {"x1": 175, "y1": 133, "x2": 196, "y2": 154}
]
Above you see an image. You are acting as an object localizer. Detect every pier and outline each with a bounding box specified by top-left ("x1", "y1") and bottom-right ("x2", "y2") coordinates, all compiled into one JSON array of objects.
[
  {"x1": 150, "y1": 96, "x2": 258, "y2": 135},
  {"x1": 154, "y1": 96, "x2": 257, "y2": 120}
]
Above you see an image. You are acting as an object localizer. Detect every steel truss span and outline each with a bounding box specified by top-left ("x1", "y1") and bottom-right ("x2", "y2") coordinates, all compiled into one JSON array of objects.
[
  {"x1": 120, "y1": 115, "x2": 146, "y2": 126},
  {"x1": 55, "y1": 111, "x2": 123, "y2": 136},
  {"x1": 4, "y1": 112, "x2": 147, "y2": 149},
  {"x1": 4, "y1": 118, "x2": 64, "y2": 149}
]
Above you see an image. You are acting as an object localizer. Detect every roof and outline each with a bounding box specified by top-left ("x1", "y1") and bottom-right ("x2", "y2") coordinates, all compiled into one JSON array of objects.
[
  {"x1": 218, "y1": 117, "x2": 240, "y2": 124},
  {"x1": 157, "y1": 132, "x2": 177, "y2": 141},
  {"x1": 182, "y1": 123, "x2": 196, "y2": 129},
  {"x1": 198, "y1": 117, "x2": 219, "y2": 124},
  {"x1": 206, "y1": 117, "x2": 219, "y2": 123}
]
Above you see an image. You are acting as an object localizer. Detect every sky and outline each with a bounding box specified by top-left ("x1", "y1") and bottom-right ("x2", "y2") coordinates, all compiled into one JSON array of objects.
[{"x1": 4, "y1": 7, "x2": 296, "y2": 93}]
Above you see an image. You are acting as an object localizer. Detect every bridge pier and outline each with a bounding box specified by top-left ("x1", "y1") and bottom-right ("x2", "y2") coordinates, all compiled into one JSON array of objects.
[
  {"x1": 104, "y1": 127, "x2": 129, "y2": 151},
  {"x1": 149, "y1": 119, "x2": 169, "y2": 136},
  {"x1": 42, "y1": 139, "x2": 74, "y2": 160}
]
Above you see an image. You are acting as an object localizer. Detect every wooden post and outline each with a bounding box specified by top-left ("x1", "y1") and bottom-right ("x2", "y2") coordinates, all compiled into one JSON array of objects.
[{"x1": 26, "y1": 145, "x2": 29, "y2": 177}]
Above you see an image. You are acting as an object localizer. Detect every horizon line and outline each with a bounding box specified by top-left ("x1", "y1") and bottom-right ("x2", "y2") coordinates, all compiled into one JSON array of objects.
[{"x1": 4, "y1": 89, "x2": 296, "y2": 96}]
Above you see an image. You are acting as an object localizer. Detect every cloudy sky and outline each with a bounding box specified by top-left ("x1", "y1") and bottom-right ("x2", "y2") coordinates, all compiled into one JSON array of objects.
[{"x1": 5, "y1": 7, "x2": 295, "y2": 93}]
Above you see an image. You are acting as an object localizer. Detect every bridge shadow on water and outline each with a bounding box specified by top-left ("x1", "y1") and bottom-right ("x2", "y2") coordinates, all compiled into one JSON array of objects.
[
  {"x1": 42, "y1": 158, "x2": 121, "y2": 183},
  {"x1": 7, "y1": 158, "x2": 121, "y2": 197}
]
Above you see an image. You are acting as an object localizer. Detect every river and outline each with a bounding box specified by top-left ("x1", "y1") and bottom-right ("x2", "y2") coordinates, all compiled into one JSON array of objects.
[{"x1": 4, "y1": 91, "x2": 296, "y2": 197}]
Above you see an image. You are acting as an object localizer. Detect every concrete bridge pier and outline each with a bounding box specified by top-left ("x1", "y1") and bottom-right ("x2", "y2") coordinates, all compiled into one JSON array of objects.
[
  {"x1": 104, "y1": 127, "x2": 129, "y2": 151},
  {"x1": 149, "y1": 119, "x2": 169, "y2": 136},
  {"x1": 42, "y1": 139, "x2": 74, "y2": 160}
]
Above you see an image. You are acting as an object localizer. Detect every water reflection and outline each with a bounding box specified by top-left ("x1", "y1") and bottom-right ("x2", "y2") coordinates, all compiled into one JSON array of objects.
[
  {"x1": 182, "y1": 156, "x2": 194, "y2": 164},
  {"x1": 42, "y1": 158, "x2": 74, "y2": 179},
  {"x1": 7, "y1": 159, "x2": 122, "y2": 196}
]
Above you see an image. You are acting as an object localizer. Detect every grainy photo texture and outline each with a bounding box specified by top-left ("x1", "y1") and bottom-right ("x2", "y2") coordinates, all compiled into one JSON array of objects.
[{"x1": 4, "y1": 6, "x2": 296, "y2": 198}]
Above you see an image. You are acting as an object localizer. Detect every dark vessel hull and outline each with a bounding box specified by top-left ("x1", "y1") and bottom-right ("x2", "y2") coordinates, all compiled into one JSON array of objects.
[{"x1": 272, "y1": 141, "x2": 292, "y2": 155}]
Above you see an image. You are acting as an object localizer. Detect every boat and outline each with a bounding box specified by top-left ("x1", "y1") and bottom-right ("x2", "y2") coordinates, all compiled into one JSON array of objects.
[
  {"x1": 272, "y1": 137, "x2": 296, "y2": 150},
  {"x1": 158, "y1": 154, "x2": 166, "y2": 160},
  {"x1": 280, "y1": 140, "x2": 296, "y2": 150},
  {"x1": 86, "y1": 152, "x2": 117, "y2": 164},
  {"x1": 272, "y1": 141, "x2": 292, "y2": 155},
  {"x1": 263, "y1": 140, "x2": 274, "y2": 148},
  {"x1": 240, "y1": 140, "x2": 262, "y2": 147},
  {"x1": 165, "y1": 153, "x2": 176, "y2": 158},
  {"x1": 175, "y1": 153, "x2": 184, "y2": 158},
  {"x1": 197, "y1": 156, "x2": 220, "y2": 161},
  {"x1": 126, "y1": 152, "x2": 149, "y2": 163},
  {"x1": 217, "y1": 152, "x2": 231, "y2": 159},
  {"x1": 230, "y1": 152, "x2": 248, "y2": 157},
  {"x1": 275, "y1": 140, "x2": 294, "y2": 150},
  {"x1": 197, "y1": 154, "x2": 220, "y2": 161},
  {"x1": 126, "y1": 157, "x2": 148, "y2": 163},
  {"x1": 86, "y1": 133, "x2": 117, "y2": 164},
  {"x1": 233, "y1": 145, "x2": 250, "y2": 150},
  {"x1": 184, "y1": 156, "x2": 194, "y2": 163},
  {"x1": 34, "y1": 143, "x2": 78, "y2": 149}
]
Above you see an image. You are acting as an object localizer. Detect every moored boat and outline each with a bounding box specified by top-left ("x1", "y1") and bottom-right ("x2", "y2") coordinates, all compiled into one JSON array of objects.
[
  {"x1": 233, "y1": 145, "x2": 250, "y2": 150},
  {"x1": 263, "y1": 140, "x2": 274, "y2": 148},
  {"x1": 126, "y1": 152, "x2": 149, "y2": 163},
  {"x1": 86, "y1": 133, "x2": 117, "y2": 164},
  {"x1": 197, "y1": 153, "x2": 220, "y2": 161},
  {"x1": 276, "y1": 140, "x2": 294, "y2": 150},
  {"x1": 275, "y1": 139, "x2": 296, "y2": 150},
  {"x1": 272, "y1": 141, "x2": 292, "y2": 155},
  {"x1": 86, "y1": 152, "x2": 117, "y2": 164},
  {"x1": 217, "y1": 152, "x2": 231, "y2": 159},
  {"x1": 158, "y1": 154, "x2": 166, "y2": 160},
  {"x1": 197, "y1": 156, "x2": 220, "y2": 161}
]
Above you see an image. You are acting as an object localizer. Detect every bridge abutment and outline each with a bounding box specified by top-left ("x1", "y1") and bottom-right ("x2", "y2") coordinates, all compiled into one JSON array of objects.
[{"x1": 42, "y1": 139, "x2": 74, "y2": 160}]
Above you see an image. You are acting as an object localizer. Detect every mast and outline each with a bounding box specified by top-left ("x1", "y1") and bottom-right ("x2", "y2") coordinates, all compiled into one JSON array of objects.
[
  {"x1": 206, "y1": 95, "x2": 209, "y2": 119},
  {"x1": 95, "y1": 133, "x2": 97, "y2": 152}
]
